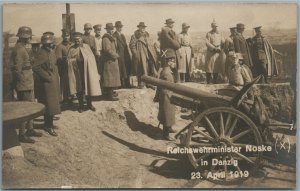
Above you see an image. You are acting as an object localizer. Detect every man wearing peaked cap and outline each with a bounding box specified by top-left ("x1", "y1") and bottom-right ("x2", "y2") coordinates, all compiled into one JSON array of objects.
[
  {"x1": 113, "y1": 21, "x2": 132, "y2": 88},
  {"x1": 251, "y1": 26, "x2": 278, "y2": 83},
  {"x1": 67, "y1": 31, "x2": 102, "y2": 112},
  {"x1": 82, "y1": 23, "x2": 96, "y2": 55},
  {"x1": 93, "y1": 24, "x2": 102, "y2": 75},
  {"x1": 205, "y1": 19, "x2": 226, "y2": 84},
  {"x1": 12, "y1": 26, "x2": 42, "y2": 143},
  {"x1": 55, "y1": 29, "x2": 72, "y2": 104},
  {"x1": 129, "y1": 22, "x2": 158, "y2": 88},
  {"x1": 33, "y1": 32, "x2": 61, "y2": 136},
  {"x1": 177, "y1": 22, "x2": 194, "y2": 82},
  {"x1": 101, "y1": 23, "x2": 121, "y2": 101},
  {"x1": 233, "y1": 23, "x2": 253, "y2": 70},
  {"x1": 160, "y1": 18, "x2": 180, "y2": 82}
]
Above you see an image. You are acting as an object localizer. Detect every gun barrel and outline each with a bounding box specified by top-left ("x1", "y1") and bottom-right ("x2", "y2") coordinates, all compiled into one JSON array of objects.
[{"x1": 141, "y1": 76, "x2": 231, "y2": 104}]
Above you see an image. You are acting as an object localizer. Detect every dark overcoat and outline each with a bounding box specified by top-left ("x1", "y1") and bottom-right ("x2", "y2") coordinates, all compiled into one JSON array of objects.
[
  {"x1": 101, "y1": 33, "x2": 121, "y2": 88},
  {"x1": 233, "y1": 33, "x2": 253, "y2": 68},
  {"x1": 113, "y1": 31, "x2": 132, "y2": 79},
  {"x1": 11, "y1": 42, "x2": 34, "y2": 91},
  {"x1": 158, "y1": 67, "x2": 175, "y2": 127},
  {"x1": 33, "y1": 46, "x2": 61, "y2": 116},
  {"x1": 55, "y1": 42, "x2": 72, "y2": 100}
]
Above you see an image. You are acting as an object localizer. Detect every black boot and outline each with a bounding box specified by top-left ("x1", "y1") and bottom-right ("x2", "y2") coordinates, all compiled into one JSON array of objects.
[
  {"x1": 86, "y1": 96, "x2": 96, "y2": 111},
  {"x1": 19, "y1": 134, "x2": 35, "y2": 143},
  {"x1": 163, "y1": 126, "x2": 175, "y2": 141},
  {"x1": 107, "y1": 88, "x2": 119, "y2": 101},
  {"x1": 206, "y1": 73, "x2": 212, "y2": 84},
  {"x1": 213, "y1": 73, "x2": 218, "y2": 84},
  {"x1": 77, "y1": 93, "x2": 84, "y2": 113}
]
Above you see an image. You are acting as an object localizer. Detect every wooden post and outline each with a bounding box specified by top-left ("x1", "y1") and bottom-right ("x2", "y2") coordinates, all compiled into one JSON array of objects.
[{"x1": 62, "y1": 3, "x2": 75, "y2": 37}]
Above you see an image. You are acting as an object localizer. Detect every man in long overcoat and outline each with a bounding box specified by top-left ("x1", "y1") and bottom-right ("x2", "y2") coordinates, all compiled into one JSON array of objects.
[
  {"x1": 233, "y1": 23, "x2": 253, "y2": 70},
  {"x1": 113, "y1": 21, "x2": 131, "y2": 88},
  {"x1": 160, "y1": 18, "x2": 181, "y2": 82},
  {"x1": 224, "y1": 27, "x2": 237, "y2": 76},
  {"x1": 55, "y1": 29, "x2": 72, "y2": 103},
  {"x1": 177, "y1": 22, "x2": 194, "y2": 82},
  {"x1": 251, "y1": 26, "x2": 278, "y2": 83},
  {"x1": 157, "y1": 50, "x2": 177, "y2": 141},
  {"x1": 67, "y1": 32, "x2": 101, "y2": 112},
  {"x1": 129, "y1": 22, "x2": 158, "y2": 88},
  {"x1": 11, "y1": 26, "x2": 42, "y2": 143},
  {"x1": 205, "y1": 20, "x2": 226, "y2": 84},
  {"x1": 101, "y1": 23, "x2": 121, "y2": 101},
  {"x1": 33, "y1": 32, "x2": 61, "y2": 136}
]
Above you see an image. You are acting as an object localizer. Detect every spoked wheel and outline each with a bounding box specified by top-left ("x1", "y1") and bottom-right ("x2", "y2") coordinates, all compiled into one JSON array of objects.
[{"x1": 185, "y1": 107, "x2": 263, "y2": 185}]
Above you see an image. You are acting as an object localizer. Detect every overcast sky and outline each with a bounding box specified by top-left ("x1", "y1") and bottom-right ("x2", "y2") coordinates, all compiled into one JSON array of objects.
[{"x1": 3, "y1": 3, "x2": 297, "y2": 37}]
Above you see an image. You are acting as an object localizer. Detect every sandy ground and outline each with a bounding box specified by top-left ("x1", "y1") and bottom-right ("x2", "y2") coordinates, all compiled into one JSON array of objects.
[{"x1": 2, "y1": 87, "x2": 296, "y2": 189}]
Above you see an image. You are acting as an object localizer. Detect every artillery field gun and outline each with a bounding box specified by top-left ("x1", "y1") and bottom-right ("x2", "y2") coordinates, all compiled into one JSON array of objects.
[{"x1": 141, "y1": 75, "x2": 296, "y2": 185}]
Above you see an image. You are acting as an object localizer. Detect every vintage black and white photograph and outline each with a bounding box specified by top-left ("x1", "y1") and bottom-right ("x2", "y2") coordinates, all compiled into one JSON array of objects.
[{"x1": 2, "y1": 2, "x2": 297, "y2": 189}]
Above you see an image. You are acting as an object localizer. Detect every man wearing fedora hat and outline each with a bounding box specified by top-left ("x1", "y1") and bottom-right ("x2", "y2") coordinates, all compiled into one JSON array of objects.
[
  {"x1": 129, "y1": 22, "x2": 158, "y2": 88},
  {"x1": 82, "y1": 23, "x2": 96, "y2": 55},
  {"x1": 205, "y1": 19, "x2": 226, "y2": 84},
  {"x1": 251, "y1": 26, "x2": 278, "y2": 83},
  {"x1": 233, "y1": 23, "x2": 253, "y2": 70},
  {"x1": 113, "y1": 21, "x2": 131, "y2": 88},
  {"x1": 160, "y1": 18, "x2": 181, "y2": 82},
  {"x1": 177, "y1": 22, "x2": 194, "y2": 82},
  {"x1": 67, "y1": 32, "x2": 101, "y2": 111},
  {"x1": 101, "y1": 23, "x2": 121, "y2": 101},
  {"x1": 55, "y1": 29, "x2": 72, "y2": 104}
]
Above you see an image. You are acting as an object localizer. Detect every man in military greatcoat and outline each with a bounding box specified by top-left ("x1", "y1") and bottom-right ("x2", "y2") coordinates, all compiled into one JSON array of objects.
[
  {"x1": 33, "y1": 32, "x2": 61, "y2": 136},
  {"x1": 11, "y1": 26, "x2": 42, "y2": 143}
]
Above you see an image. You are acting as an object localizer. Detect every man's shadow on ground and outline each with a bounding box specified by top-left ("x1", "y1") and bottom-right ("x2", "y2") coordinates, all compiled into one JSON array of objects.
[{"x1": 124, "y1": 111, "x2": 163, "y2": 140}]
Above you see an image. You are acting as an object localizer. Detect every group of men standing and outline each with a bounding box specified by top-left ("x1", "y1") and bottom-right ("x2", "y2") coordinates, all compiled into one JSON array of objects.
[{"x1": 204, "y1": 20, "x2": 278, "y2": 85}]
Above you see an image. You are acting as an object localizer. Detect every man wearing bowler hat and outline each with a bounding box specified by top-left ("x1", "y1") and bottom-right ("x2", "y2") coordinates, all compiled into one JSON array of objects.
[
  {"x1": 129, "y1": 22, "x2": 158, "y2": 88},
  {"x1": 177, "y1": 22, "x2": 194, "y2": 82},
  {"x1": 67, "y1": 32, "x2": 101, "y2": 112},
  {"x1": 160, "y1": 18, "x2": 181, "y2": 82},
  {"x1": 113, "y1": 21, "x2": 131, "y2": 88},
  {"x1": 233, "y1": 23, "x2": 253, "y2": 70},
  {"x1": 101, "y1": 23, "x2": 121, "y2": 101},
  {"x1": 55, "y1": 29, "x2": 72, "y2": 104},
  {"x1": 251, "y1": 26, "x2": 278, "y2": 83},
  {"x1": 82, "y1": 23, "x2": 96, "y2": 55}
]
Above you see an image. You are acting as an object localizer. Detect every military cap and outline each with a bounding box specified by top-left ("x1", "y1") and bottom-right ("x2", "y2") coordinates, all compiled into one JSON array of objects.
[
  {"x1": 72, "y1": 32, "x2": 83, "y2": 38},
  {"x1": 254, "y1": 26, "x2": 262, "y2": 31},
  {"x1": 104, "y1": 23, "x2": 114, "y2": 30},
  {"x1": 182, "y1": 22, "x2": 190, "y2": 28},
  {"x1": 61, "y1": 29, "x2": 70, "y2": 37},
  {"x1": 229, "y1": 26, "x2": 236, "y2": 29},
  {"x1": 16, "y1": 26, "x2": 33, "y2": 38},
  {"x1": 84, "y1": 23, "x2": 93, "y2": 29},
  {"x1": 137, "y1": 22, "x2": 147, "y2": 28},
  {"x1": 93, "y1": 24, "x2": 102, "y2": 30},
  {"x1": 236, "y1": 23, "x2": 245, "y2": 29},
  {"x1": 43, "y1": 31, "x2": 55, "y2": 36},
  {"x1": 115, "y1": 21, "x2": 124, "y2": 28},
  {"x1": 29, "y1": 39, "x2": 40, "y2": 44},
  {"x1": 165, "y1": 18, "x2": 175, "y2": 24}
]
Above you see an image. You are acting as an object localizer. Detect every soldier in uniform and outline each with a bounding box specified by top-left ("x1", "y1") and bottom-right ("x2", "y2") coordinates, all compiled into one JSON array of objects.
[
  {"x1": 251, "y1": 26, "x2": 278, "y2": 83},
  {"x1": 177, "y1": 22, "x2": 194, "y2": 82},
  {"x1": 233, "y1": 23, "x2": 253, "y2": 71},
  {"x1": 55, "y1": 29, "x2": 72, "y2": 104},
  {"x1": 67, "y1": 32, "x2": 102, "y2": 112},
  {"x1": 33, "y1": 32, "x2": 61, "y2": 136},
  {"x1": 129, "y1": 22, "x2": 158, "y2": 88},
  {"x1": 82, "y1": 23, "x2": 96, "y2": 55},
  {"x1": 224, "y1": 27, "x2": 237, "y2": 76},
  {"x1": 113, "y1": 21, "x2": 131, "y2": 88},
  {"x1": 11, "y1": 26, "x2": 42, "y2": 143},
  {"x1": 204, "y1": 20, "x2": 226, "y2": 84},
  {"x1": 160, "y1": 18, "x2": 181, "y2": 82},
  {"x1": 157, "y1": 50, "x2": 177, "y2": 141},
  {"x1": 101, "y1": 23, "x2": 121, "y2": 101}
]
